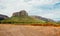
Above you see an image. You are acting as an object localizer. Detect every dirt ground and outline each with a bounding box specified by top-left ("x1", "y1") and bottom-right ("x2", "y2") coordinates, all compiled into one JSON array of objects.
[{"x1": 0, "y1": 24, "x2": 60, "y2": 36}]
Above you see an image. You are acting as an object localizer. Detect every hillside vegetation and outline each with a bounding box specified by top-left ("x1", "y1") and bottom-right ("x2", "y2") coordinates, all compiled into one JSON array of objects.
[
  {"x1": 0, "y1": 10, "x2": 45, "y2": 24},
  {"x1": 0, "y1": 10, "x2": 59, "y2": 25},
  {"x1": 1, "y1": 16, "x2": 45, "y2": 24}
]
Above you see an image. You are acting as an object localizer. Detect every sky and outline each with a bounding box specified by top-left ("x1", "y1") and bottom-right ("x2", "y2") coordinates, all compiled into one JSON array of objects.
[{"x1": 0, "y1": 0, "x2": 60, "y2": 21}]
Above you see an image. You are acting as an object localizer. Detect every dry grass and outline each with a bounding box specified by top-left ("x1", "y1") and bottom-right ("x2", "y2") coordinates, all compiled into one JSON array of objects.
[{"x1": 0, "y1": 24, "x2": 60, "y2": 36}]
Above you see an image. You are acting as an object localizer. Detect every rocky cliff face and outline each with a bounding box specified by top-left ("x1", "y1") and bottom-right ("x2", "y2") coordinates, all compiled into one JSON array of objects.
[
  {"x1": 0, "y1": 14, "x2": 9, "y2": 20},
  {"x1": 12, "y1": 10, "x2": 28, "y2": 17}
]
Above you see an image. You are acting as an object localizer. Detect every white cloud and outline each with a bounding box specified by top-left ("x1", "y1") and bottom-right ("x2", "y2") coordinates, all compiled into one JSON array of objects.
[
  {"x1": 0, "y1": 0, "x2": 60, "y2": 21},
  {"x1": 27, "y1": 0, "x2": 60, "y2": 5},
  {"x1": 0, "y1": 0, "x2": 32, "y2": 16}
]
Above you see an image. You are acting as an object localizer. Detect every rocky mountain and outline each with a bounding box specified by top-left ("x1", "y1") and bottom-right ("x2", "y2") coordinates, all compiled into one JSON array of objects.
[
  {"x1": 0, "y1": 14, "x2": 9, "y2": 20},
  {"x1": 1, "y1": 10, "x2": 45, "y2": 24},
  {"x1": 12, "y1": 10, "x2": 28, "y2": 17},
  {"x1": 0, "y1": 10, "x2": 56, "y2": 24},
  {"x1": 31, "y1": 16, "x2": 55, "y2": 22}
]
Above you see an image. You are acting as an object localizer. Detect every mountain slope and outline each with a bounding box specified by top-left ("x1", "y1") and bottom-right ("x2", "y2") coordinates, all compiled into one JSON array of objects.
[
  {"x1": 0, "y1": 10, "x2": 56, "y2": 24},
  {"x1": 31, "y1": 16, "x2": 55, "y2": 22},
  {"x1": 1, "y1": 16, "x2": 45, "y2": 24}
]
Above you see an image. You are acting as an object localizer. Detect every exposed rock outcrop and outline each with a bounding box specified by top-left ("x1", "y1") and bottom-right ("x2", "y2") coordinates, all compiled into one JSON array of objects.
[{"x1": 12, "y1": 10, "x2": 28, "y2": 17}]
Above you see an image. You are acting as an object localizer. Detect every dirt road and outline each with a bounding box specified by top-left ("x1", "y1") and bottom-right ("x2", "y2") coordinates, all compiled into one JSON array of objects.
[{"x1": 0, "y1": 24, "x2": 60, "y2": 36}]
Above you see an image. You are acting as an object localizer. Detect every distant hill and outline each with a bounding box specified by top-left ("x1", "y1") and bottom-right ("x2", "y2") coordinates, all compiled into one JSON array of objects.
[
  {"x1": 0, "y1": 10, "x2": 57, "y2": 24},
  {"x1": 57, "y1": 21, "x2": 60, "y2": 24},
  {"x1": 1, "y1": 10, "x2": 45, "y2": 24},
  {"x1": 0, "y1": 14, "x2": 9, "y2": 21},
  {"x1": 31, "y1": 16, "x2": 55, "y2": 22}
]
